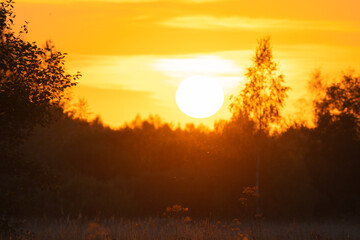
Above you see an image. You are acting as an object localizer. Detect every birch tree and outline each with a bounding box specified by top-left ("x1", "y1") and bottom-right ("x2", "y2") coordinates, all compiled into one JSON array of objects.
[{"x1": 230, "y1": 36, "x2": 290, "y2": 215}]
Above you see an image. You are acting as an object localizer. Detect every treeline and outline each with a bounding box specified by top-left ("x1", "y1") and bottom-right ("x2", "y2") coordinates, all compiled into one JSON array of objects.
[{"x1": 5, "y1": 70, "x2": 359, "y2": 219}]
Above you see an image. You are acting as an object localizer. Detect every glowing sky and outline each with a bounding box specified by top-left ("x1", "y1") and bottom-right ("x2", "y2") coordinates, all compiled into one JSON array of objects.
[{"x1": 14, "y1": 0, "x2": 360, "y2": 128}]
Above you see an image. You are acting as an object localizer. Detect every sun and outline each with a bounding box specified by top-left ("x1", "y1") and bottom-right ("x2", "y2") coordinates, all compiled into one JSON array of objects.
[{"x1": 176, "y1": 76, "x2": 224, "y2": 118}]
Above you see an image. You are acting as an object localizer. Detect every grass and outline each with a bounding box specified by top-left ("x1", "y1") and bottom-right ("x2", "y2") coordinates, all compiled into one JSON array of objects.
[{"x1": 1, "y1": 217, "x2": 360, "y2": 240}]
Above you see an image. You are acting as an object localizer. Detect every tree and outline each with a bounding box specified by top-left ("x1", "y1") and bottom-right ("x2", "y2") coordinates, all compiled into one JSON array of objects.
[
  {"x1": 0, "y1": 0, "x2": 80, "y2": 151},
  {"x1": 230, "y1": 36, "x2": 290, "y2": 215},
  {"x1": 314, "y1": 71, "x2": 360, "y2": 129},
  {"x1": 0, "y1": 0, "x2": 80, "y2": 218},
  {"x1": 307, "y1": 71, "x2": 360, "y2": 215}
]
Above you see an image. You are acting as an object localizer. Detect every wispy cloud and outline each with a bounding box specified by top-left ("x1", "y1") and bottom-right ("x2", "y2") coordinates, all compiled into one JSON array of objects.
[
  {"x1": 153, "y1": 55, "x2": 243, "y2": 92},
  {"x1": 161, "y1": 15, "x2": 360, "y2": 32},
  {"x1": 154, "y1": 56, "x2": 241, "y2": 75}
]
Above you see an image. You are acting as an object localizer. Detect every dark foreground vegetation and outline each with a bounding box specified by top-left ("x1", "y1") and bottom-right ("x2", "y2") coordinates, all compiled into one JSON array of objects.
[
  {"x1": 1, "y1": 1, "x2": 360, "y2": 239},
  {"x1": 2, "y1": 217, "x2": 360, "y2": 240}
]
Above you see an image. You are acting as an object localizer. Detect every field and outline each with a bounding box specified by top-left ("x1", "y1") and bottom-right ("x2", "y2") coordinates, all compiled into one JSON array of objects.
[{"x1": 2, "y1": 217, "x2": 360, "y2": 240}]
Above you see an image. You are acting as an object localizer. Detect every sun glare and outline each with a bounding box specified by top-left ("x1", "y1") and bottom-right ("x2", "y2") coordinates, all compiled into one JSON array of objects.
[{"x1": 176, "y1": 76, "x2": 224, "y2": 118}]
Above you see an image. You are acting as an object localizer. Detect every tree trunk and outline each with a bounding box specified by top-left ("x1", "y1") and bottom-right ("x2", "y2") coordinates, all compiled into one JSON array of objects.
[{"x1": 255, "y1": 136, "x2": 261, "y2": 217}]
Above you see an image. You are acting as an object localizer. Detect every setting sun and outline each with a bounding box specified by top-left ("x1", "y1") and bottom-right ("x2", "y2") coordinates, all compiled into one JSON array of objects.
[{"x1": 176, "y1": 76, "x2": 224, "y2": 118}]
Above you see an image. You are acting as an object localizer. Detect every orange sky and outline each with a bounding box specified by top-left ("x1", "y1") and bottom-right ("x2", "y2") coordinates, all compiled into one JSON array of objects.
[{"x1": 14, "y1": 0, "x2": 360, "y2": 128}]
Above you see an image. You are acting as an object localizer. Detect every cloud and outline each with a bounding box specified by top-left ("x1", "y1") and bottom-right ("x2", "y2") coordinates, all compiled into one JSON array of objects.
[
  {"x1": 154, "y1": 56, "x2": 242, "y2": 76},
  {"x1": 153, "y1": 55, "x2": 243, "y2": 92},
  {"x1": 161, "y1": 15, "x2": 360, "y2": 32}
]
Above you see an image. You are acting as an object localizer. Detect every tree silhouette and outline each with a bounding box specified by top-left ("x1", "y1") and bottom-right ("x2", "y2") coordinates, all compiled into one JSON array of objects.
[
  {"x1": 0, "y1": 0, "x2": 80, "y2": 150},
  {"x1": 0, "y1": 0, "x2": 80, "y2": 218},
  {"x1": 230, "y1": 36, "x2": 290, "y2": 215},
  {"x1": 314, "y1": 71, "x2": 360, "y2": 128},
  {"x1": 308, "y1": 71, "x2": 360, "y2": 215}
]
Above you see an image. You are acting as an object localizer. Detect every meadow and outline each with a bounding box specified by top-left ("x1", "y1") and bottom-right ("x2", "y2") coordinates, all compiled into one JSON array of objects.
[{"x1": 2, "y1": 217, "x2": 360, "y2": 240}]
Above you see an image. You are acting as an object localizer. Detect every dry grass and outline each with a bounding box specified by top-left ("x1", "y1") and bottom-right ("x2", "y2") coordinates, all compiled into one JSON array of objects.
[{"x1": 2, "y1": 217, "x2": 360, "y2": 240}]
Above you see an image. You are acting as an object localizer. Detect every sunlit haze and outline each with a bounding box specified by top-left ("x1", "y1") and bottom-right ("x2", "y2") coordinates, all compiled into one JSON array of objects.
[{"x1": 14, "y1": 0, "x2": 360, "y2": 128}]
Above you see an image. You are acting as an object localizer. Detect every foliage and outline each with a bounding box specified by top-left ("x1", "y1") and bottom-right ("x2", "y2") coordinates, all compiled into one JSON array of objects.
[
  {"x1": 306, "y1": 71, "x2": 360, "y2": 216},
  {"x1": 229, "y1": 36, "x2": 290, "y2": 217},
  {"x1": 230, "y1": 36, "x2": 290, "y2": 133},
  {"x1": 238, "y1": 186, "x2": 258, "y2": 218},
  {"x1": 163, "y1": 204, "x2": 189, "y2": 218},
  {"x1": 0, "y1": 0, "x2": 79, "y2": 226},
  {"x1": 0, "y1": 0, "x2": 80, "y2": 149},
  {"x1": 314, "y1": 71, "x2": 360, "y2": 131}
]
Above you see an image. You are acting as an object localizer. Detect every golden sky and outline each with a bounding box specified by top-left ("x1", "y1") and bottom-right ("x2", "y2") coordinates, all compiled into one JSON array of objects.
[{"x1": 14, "y1": 0, "x2": 360, "y2": 128}]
